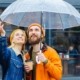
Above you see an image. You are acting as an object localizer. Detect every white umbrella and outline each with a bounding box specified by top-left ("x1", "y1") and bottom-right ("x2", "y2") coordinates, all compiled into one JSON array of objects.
[{"x1": 0, "y1": 0, "x2": 80, "y2": 29}]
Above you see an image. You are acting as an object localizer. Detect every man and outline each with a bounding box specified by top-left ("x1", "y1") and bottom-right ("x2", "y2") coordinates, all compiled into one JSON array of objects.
[{"x1": 24, "y1": 23, "x2": 62, "y2": 80}]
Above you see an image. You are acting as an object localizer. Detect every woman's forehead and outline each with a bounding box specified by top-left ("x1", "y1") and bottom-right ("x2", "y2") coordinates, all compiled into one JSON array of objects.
[
  {"x1": 14, "y1": 30, "x2": 24, "y2": 33},
  {"x1": 12, "y1": 30, "x2": 25, "y2": 36}
]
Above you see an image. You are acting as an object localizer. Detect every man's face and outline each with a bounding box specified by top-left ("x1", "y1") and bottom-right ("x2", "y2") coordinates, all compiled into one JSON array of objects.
[{"x1": 28, "y1": 26, "x2": 41, "y2": 45}]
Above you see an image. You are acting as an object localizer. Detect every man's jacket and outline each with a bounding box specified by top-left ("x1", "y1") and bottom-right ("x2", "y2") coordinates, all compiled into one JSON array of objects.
[{"x1": 25, "y1": 44, "x2": 62, "y2": 80}]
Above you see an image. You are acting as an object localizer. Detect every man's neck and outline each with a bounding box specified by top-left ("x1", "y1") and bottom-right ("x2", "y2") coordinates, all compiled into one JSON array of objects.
[{"x1": 32, "y1": 43, "x2": 43, "y2": 53}]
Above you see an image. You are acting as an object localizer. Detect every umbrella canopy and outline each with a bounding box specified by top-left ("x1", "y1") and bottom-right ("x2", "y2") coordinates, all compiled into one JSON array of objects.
[{"x1": 0, "y1": 0, "x2": 80, "y2": 29}]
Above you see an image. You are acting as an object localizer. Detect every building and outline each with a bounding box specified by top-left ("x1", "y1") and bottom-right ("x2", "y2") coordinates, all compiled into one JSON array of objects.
[
  {"x1": 0, "y1": 0, "x2": 17, "y2": 37},
  {"x1": 65, "y1": 0, "x2": 80, "y2": 12}
]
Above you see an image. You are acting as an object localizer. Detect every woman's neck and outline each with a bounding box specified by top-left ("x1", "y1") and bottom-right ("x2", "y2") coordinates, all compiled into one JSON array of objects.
[{"x1": 13, "y1": 44, "x2": 22, "y2": 52}]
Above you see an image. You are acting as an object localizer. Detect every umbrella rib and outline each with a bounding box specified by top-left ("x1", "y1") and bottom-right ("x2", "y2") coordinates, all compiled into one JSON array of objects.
[
  {"x1": 18, "y1": 13, "x2": 26, "y2": 27},
  {"x1": 72, "y1": 16, "x2": 79, "y2": 27},
  {"x1": 59, "y1": 14, "x2": 64, "y2": 30}
]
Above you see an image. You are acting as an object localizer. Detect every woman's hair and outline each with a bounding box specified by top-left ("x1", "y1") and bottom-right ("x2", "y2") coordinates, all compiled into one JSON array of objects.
[{"x1": 9, "y1": 28, "x2": 27, "y2": 51}]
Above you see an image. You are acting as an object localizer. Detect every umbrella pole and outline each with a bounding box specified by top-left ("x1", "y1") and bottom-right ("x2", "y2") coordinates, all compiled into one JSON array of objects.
[{"x1": 40, "y1": 12, "x2": 43, "y2": 50}]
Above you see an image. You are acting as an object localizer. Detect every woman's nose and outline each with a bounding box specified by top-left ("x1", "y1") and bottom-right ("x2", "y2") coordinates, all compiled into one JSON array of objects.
[{"x1": 18, "y1": 34, "x2": 23, "y2": 38}]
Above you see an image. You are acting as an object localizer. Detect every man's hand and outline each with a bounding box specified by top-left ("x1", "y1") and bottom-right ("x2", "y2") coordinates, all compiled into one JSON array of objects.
[{"x1": 36, "y1": 51, "x2": 48, "y2": 64}]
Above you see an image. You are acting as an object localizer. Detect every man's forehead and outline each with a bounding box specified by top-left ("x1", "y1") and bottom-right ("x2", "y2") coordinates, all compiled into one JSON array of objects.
[{"x1": 29, "y1": 25, "x2": 41, "y2": 29}]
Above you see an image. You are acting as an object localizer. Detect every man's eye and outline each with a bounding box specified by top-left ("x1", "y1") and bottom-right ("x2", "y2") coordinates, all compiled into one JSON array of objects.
[
  {"x1": 35, "y1": 29, "x2": 39, "y2": 31},
  {"x1": 29, "y1": 29, "x2": 33, "y2": 32}
]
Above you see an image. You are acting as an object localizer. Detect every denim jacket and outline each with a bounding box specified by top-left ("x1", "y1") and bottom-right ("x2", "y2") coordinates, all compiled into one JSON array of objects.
[{"x1": 0, "y1": 37, "x2": 24, "y2": 80}]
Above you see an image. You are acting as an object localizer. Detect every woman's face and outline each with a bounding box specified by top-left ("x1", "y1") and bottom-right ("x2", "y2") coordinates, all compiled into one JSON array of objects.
[{"x1": 12, "y1": 30, "x2": 26, "y2": 45}]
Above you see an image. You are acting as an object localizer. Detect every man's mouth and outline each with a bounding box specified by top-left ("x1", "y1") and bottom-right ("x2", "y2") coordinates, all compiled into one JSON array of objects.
[{"x1": 31, "y1": 35, "x2": 37, "y2": 38}]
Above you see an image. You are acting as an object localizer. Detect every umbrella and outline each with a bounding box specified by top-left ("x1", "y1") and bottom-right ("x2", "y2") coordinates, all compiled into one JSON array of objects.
[{"x1": 0, "y1": 0, "x2": 80, "y2": 29}]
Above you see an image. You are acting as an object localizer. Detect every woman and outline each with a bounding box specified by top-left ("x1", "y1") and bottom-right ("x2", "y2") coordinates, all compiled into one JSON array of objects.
[{"x1": 0, "y1": 21, "x2": 27, "y2": 80}]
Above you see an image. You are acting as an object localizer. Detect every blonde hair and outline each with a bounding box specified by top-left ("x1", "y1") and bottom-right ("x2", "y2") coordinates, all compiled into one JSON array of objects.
[{"x1": 9, "y1": 29, "x2": 27, "y2": 50}]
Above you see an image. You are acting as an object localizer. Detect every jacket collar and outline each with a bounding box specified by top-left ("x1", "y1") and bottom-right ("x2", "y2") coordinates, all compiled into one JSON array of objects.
[
  {"x1": 29, "y1": 42, "x2": 47, "y2": 53},
  {"x1": 41, "y1": 43, "x2": 47, "y2": 52}
]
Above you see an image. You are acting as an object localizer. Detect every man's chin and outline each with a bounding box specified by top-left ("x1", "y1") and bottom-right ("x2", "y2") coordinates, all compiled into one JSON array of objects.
[
  {"x1": 29, "y1": 39, "x2": 41, "y2": 45},
  {"x1": 29, "y1": 37, "x2": 41, "y2": 45},
  {"x1": 29, "y1": 41, "x2": 39, "y2": 45}
]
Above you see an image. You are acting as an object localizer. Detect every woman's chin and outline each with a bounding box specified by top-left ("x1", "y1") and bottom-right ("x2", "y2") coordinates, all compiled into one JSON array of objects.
[{"x1": 16, "y1": 42, "x2": 25, "y2": 45}]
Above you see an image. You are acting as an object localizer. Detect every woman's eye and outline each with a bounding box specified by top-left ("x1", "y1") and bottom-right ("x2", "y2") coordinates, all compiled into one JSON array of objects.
[
  {"x1": 21, "y1": 34, "x2": 24, "y2": 36},
  {"x1": 16, "y1": 33, "x2": 19, "y2": 36}
]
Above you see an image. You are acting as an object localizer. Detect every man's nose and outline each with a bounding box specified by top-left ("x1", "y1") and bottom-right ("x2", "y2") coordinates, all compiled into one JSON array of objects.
[{"x1": 31, "y1": 30, "x2": 36, "y2": 34}]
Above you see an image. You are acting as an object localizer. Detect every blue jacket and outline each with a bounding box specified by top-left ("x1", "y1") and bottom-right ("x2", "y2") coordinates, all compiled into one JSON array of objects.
[{"x1": 0, "y1": 37, "x2": 24, "y2": 80}]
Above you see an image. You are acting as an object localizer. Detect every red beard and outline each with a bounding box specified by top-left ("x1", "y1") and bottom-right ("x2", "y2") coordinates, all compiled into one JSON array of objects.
[{"x1": 28, "y1": 35, "x2": 41, "y2": 45}]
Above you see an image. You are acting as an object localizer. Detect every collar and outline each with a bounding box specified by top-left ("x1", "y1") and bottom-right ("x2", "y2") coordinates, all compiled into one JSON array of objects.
[
  {"x1": 29, "y1": 42, "x2": 47, "y2": 53},
  {"x1": 12, "y1": 47, "x2": 22, "y2": 56},
  {"x1": 41, "y1": 42, "x2": 47, "y2": 52}
]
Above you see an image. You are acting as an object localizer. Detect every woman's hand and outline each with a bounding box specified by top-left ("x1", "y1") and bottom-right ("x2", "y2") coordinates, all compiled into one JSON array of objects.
[
  {"x1": 0, "y1": 21, "x2": 5, "y2": 36},
  {"x1": 24, "y1": 64, "x2": 32, "y2": 73}
]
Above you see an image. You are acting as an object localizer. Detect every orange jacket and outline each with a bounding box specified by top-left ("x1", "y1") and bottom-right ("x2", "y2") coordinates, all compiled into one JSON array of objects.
[{"x1": 25, "y1": 46, "x2": 62, "y2": 80}]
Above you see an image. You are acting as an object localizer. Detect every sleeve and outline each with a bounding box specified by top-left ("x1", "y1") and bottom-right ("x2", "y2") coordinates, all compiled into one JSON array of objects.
[
  {"x1": 0, "y1": 36, "x2": 11, "y2": 65},
  {"x1": 44, "y1": 48, "x2": 62, "y2": 80}
]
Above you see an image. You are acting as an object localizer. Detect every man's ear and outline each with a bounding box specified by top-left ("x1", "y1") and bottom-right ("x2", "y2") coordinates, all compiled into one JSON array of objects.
[{"x1": 41, "y1": 35, "x2": 44, "y2": 39}]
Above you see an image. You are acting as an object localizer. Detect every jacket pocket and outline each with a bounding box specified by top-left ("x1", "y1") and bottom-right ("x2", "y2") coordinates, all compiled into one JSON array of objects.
[{"x1": 11, "y1": 58, "x2": 23, "y2": 68}]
